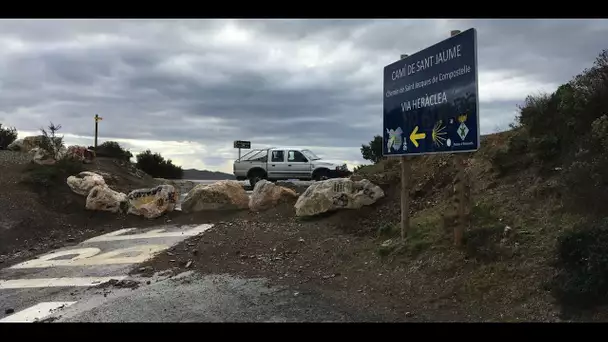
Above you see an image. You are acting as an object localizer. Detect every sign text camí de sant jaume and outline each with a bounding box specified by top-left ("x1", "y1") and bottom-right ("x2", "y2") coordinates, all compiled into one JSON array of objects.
[{"x1": 383, "y1": 28, "x2": 480, "y2": 156}]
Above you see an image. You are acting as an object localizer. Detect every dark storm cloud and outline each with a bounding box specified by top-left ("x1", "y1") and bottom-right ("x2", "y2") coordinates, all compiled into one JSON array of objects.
[{"x1": 1, "y1": 19, "x2": 607, "y2": 171}]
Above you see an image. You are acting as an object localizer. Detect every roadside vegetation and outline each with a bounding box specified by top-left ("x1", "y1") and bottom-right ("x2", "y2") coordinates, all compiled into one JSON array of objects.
[
  {"x1": 0, "y1": 123, "x2": 18, "y2": 150},
  {"x1": 135, "y1": 149, "x2": 183, "y2": 179},
  {"x1": 360, "y1": 135, "x2": 383, "y2": 165},
  {"x1": 21, "y1": 123, "x2": 84, "y2": 190},
  {"x1": 92, "y1": 141, "x2": 133, "y2": 162}
]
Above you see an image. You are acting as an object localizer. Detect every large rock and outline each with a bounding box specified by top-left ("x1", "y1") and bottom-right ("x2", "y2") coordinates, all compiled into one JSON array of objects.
[
  {"x1": 249, "y1": 180, "x2": 297, "y2": 212},
  {"x1": 85, "y1": 185, "x2": 129, "y2": 214},
  {"x1": 7, "y1": 139, "x2": 23, "y2": 151},
  {"x1": 66, "y1": 171, "x2": 106, "y2": 196},
  {"x1": 127, "y1": 185, "x2": 179, "y2": 219},
  {"x1": 30, "y1": 147, "x2": 56, "y2": 165},
  {"x1": 22, "y1": 135, "x2": 46, "y2": 152},
  {"x1": 155, "y1": 178, "x2": 197, "y2": 196},
  {"x1": 294, "y1": 178, "x2": 384, "y2": 217},
  {"x1": 182, "y1": 180, "x2": 248, "y2": 213},
  {"x1": 65, "y1": 145, "x2": 96, "y2": 164}
]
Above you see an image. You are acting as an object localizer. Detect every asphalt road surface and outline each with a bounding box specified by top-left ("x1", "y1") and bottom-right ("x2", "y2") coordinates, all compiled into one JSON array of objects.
[{"x1": 0, "y1": 222, "x2": 372, "y2": 323}]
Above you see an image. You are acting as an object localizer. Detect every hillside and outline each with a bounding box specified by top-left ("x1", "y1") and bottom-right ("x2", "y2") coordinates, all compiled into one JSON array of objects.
[
  {"x1": 182, "y1": 168, "x2": 235, "y2": 180},
  {"x1": 0, "y1": 151, "x2": 231, "y2": 268}
]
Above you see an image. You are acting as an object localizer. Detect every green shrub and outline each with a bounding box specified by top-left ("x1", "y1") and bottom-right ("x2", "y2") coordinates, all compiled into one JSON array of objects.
[
  {"x1": 551, "y1": 218, "x2": 608, "y2": 311},
  {"x1": 516, "y1": 49, "x2": 608, "y2": 165},
  {"x1": 590, "y1": 115, "x2": 608, "y2": 153},
  {"x1": 135, "y1": 149, "x2": 183, "y2": 179},
  {"x1": 95, "y1": 141, "x2": 133, "y2": 161},
  {"x1": 490, "y1": 128, "x2": 533, "y2": 175},
  {"x1": 0, "y1": 123, "x2": 18, "y2": 150},
  {"x1": 360, "y1": 135, "x2": 383, "y2": 164},
  {"x1": 38, "y1": 122, "x2": 65, "y2": 159},
  {"x1": 561, "y1": 155, "x2": 608, "y2": 214}
]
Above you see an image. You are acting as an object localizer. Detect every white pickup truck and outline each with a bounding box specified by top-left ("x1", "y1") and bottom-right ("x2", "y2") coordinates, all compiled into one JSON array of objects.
[{"x1": 233, "y1": 147, "x2": 351, "y2": 187}]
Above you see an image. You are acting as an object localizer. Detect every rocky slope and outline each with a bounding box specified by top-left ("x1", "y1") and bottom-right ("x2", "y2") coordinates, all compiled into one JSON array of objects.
[{"x1": 0, "y1": 151, "x2": 237, "y2": 267}]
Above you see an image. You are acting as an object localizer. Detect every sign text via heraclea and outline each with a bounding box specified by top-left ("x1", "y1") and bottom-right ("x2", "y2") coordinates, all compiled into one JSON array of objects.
[{"x1": 383, "y1": 28, "x2": 480, "y2": 156}]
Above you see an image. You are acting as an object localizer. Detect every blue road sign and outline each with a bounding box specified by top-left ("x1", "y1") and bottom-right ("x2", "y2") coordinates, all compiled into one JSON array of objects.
[{"x1": 383, "y1": 28, "x2": 479, "y2": 156}]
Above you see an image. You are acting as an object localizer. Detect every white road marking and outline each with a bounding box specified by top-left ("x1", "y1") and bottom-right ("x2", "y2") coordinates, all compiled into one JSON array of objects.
[
  {"x1": 0, "y1": 301, "x2": 77, "y2": 322},
  {"x1": 0, "y1": 223, "x2": 216, "y2": 322},
  {"x1": 0, "y1": 276, "x2": 126, "y2": 290},
  {"x1": 84, "y1": 224, "x2": 213, "y2": 243},
  {"x1": 10, "y1": 245, "x2": 168, "y2": 269}
]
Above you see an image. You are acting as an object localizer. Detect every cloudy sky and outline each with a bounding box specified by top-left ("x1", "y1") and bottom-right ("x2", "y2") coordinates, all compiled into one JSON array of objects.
[{"x1": 1, "y1": 19, "x2": 607, "y2": 173}]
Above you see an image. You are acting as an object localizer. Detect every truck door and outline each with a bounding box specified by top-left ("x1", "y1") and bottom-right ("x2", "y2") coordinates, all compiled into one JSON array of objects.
[
  {"x1": 268, "y1": 149, "x2": 287, "y2": 179},
  {"x1": 287, "y1": 150, "x2": 311, "y2": 179}
]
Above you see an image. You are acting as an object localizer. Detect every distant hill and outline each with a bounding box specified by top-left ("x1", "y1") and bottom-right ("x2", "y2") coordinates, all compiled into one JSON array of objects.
[{"x1": 182, "y1": 168, "x2": 235, "y2": 180}]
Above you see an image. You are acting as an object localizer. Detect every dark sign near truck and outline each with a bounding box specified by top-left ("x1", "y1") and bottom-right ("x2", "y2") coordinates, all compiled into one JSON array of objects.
[{"x1": 233, "y1": 140, "x2": 251, "y2": 149}]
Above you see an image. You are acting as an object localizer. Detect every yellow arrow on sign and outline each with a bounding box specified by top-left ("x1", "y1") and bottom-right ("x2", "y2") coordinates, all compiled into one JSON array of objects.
[{"x1": 409, "y1": 126, "x2": 426, "y2": 148}]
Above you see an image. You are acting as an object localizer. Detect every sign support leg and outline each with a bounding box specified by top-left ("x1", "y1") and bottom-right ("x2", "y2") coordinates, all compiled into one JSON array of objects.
[
  {"x1": 399, "y1": 53, "x2": 411, "y2": 241},
  {"x1": 400, "y1": 156, "x2": 411, "y2": 240},
  {"x1": 448, "y1": 29, "x2": 469, "y2": 247},
  {"x1": 454, "y1": 154, "x2": 466, "y2": 246},
  {"x1": 238, "y1": 148, "x2": 241, "y2": 160}
]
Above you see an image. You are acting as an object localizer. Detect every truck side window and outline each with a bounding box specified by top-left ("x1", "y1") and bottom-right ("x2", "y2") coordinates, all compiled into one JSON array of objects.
[
  {"x1": 271, "y1": 150, "x2": 284, "y2": 162},
  {"x1": 288, "y1": 150, "x2": 307, "y2": 163}
]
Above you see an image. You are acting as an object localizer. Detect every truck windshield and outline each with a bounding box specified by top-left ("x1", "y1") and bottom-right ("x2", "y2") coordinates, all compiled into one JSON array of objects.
[
  {"x1": 244, "y1": 149, "x2": 268, "y2": 162},
  {"x1": 301, "y1": 149, "x2": 321, "y2": 160},
  {"x1": 239, "y1": 149, "x2": 259, "y2": 160}
]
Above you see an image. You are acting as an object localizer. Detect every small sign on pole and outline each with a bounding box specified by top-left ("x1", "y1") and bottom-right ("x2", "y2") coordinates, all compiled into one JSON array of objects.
[{"x1": 234, "y1": 140, "x2": 251, "y2": 160}]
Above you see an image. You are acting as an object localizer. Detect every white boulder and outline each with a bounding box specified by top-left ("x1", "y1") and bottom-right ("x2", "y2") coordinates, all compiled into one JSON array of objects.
[
  {"x1": 127, "y1": 184, "x2": 179, "y2": 219},
  {"x1": 249, "y1": 180, "x2": 297, "y2": 212},
  {"x1": 294, "y1": 178, "x2": 384, "y2": 217},
  {"x1": 65, "y1": 145, "x2": 95, "y2": 164},
  {"x1": 30, "y1": 147, "x2": 56, "y2": 165},
  {"x1": 67, "y1": 171, "x2": 106, "y2": 196},
  {"x1": 7, "y1": 139, "x2": 23, "y2": 151},
  {"x1": 182, "y1": 180, "x2": 249, "y2": 213},
  {"x1": 85, "y1": 185, "x2": 129, "y2": 214}
]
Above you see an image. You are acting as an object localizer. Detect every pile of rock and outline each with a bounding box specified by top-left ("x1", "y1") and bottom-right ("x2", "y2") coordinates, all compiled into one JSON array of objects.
[
  {"x1": 67, "y1": 170, "x2": 384, "y2": 219},
  {"x1": 67, "y1": 171, "x2": 178, "y2": 218},
  {"x1": 8, "y1": 136, "x2": 95, "y2": 165}
]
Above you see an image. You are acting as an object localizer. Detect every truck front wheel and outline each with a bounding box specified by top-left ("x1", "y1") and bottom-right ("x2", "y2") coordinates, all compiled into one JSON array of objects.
[
  {"x1": 313, "y1": 169, "x2": 330, "y2": 181},
  {"x1": 248, "y1": 171, "x2": 266, "y2": 188}
]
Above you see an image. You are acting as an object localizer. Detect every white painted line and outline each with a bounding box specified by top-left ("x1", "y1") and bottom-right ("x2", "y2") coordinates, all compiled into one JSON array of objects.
[
  {"x1": 0, "y1": 301, "x2": 77, "y2": 322},
  {"x1": 11, "y1": 245, "x2": 168, "y2": 269},
  {"x1": 83, "y1": 224, "x2": 213, "y2": 243},
  {"x1": 0, "y1": 276, "x2": 126, "y2": 289}
]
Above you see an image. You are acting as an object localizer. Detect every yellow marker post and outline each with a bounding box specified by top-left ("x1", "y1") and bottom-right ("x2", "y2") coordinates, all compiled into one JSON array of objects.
[{"x1": 94, "y1": 114, "x2": 103, "y2": 150}]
